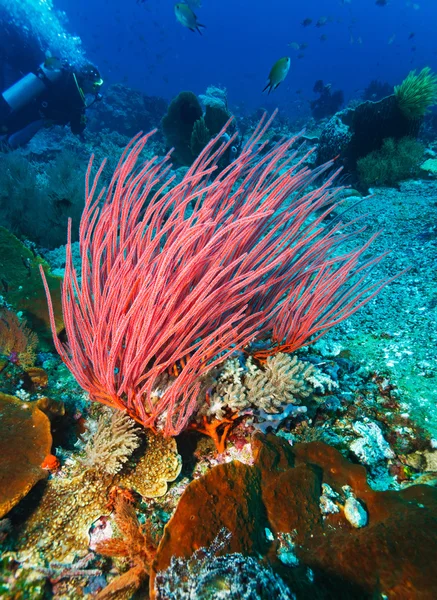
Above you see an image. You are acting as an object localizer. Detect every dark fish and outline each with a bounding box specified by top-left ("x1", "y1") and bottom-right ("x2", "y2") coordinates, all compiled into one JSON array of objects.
[
  {"x1": 262, "y1": 57, "x2": 291, "y2": 94},
  {"x1": 301, "y1": 18, "x2": 312, "y2": 27},
  {"x1": 174, "y1": 3, "x2": 205, "y2": 34}
]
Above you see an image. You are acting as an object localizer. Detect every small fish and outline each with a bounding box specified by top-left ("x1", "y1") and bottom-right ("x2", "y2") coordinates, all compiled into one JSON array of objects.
[
  {"x1": 262, "y1": 57, "x2": 290, "y2": 94},
  {"x1": 408, "y1": 32, "x2": 415, "y2": 40},
  {"x1": 316, "y1": 16, "x2": 328, "y2": 27},
  {"x1": 299, "y1": 43, "x2": 308, "y2": 50},
  {"x1": 320, "y1": 34, "x2": 328, "y2": 42},
  {"x1": 388, "y1": 33, "x2": 396, "y2": 44},
  {"x1": 288, "y1": 42, "x2": 300, "y2": 51},
  {"x1": 174, "y1": 3, "x2": 205, "y2": 34},
  {"x1": 301, "y1": 18, "x2": 312, "y2": 27},
  {"x1": 375, "y1": 0, "x2": 388, "y2": 5},
  {"x1": 44, "y1": 56, "x2": 62, "y2": 71}
]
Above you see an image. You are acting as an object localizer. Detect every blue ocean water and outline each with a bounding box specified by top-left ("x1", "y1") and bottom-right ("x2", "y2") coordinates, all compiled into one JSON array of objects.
[
  {"x1": 3, "y1": 0, "x2": 437, "y2": 114},
  {"x1": 1, "y1": 1, "x2": 437, "y2": 599}
]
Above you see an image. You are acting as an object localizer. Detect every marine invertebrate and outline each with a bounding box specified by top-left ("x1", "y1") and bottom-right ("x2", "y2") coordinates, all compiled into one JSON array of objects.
[
  {"x1": 357, "y1": 136, "x2": 424, "y2": 187},
  {"x1": 0, "y1": 392, "x2": 52, "y2": 518},
  {"x1": 118, "y1": 430, "x2": 182, "y2": 498},
  {"x1": 95, "y1": 496, "x2": 159, "y2": 599},
  {"x1": 198, "y1": 353, "x2": 317, "y2": 438},
  {"x1": 0, "y1": 307, "x2": 38, "y2": 368},
  {"x1": 76, "y1": 408, "x2": 141, "y2": 475},
  {"x1": 395, "y1": 67, "x2": 437, "y2": 119},
  {"x1": 154, "y1": 528, "x2": 294, "y2": 599},
  {"x1": 40, "y1": 113, "x2": 397, "y2": 437},
  {"x1": 310, "y1": 80, "x2": 344, "y2": 120},
  {"x1": 150, "y1": 433, "x2": 437, "y2": 598},
  {"x1": 162, "y1": 91, "x2": 203, "y2": 165},
  {"x1": 0, "y1": 226, "x2": 63, "y2": 344}
]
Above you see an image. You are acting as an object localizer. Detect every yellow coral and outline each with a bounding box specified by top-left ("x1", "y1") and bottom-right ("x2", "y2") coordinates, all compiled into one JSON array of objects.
[{"x1": 119, "y1": 430, "x2": 182, "y2": 498}]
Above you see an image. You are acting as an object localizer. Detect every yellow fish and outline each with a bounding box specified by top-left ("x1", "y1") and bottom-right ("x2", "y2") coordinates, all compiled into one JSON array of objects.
[
  {"x1": 174, "y1": 3, "x2": 205, "y2": 35},
  {"x1": 263, "y1": 57, "x2": 291, "y2": 94}
]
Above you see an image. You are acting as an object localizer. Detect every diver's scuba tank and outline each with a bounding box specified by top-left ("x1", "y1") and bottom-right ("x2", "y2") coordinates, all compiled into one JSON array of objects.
[{"x1": 0, "y1": 61, "x2": 63, "y2": 118}]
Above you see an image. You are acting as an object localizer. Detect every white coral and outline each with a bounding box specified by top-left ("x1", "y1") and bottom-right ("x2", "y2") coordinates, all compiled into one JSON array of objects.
[
  {"x1": 77, "y1": 408, "x2": 141, "y2": 475},
  {"x1": 202, "y1": 352, "x2": 322, "y2": 421}
]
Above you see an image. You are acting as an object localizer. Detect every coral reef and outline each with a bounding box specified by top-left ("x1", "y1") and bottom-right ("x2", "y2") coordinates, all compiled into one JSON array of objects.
[
  {"x1": 201, "y1": 86, "x2": 231, "y2": 136},
  {"x1": 0, "y1": 308, "x2": 38, "y2": 368},
  {"x1": 0, "y1": 148, "x2": 86, "y2": 248},
  {"x1": 10, "y1": 418, "x2": 181, "y2": 564},
  {"x1": 202, "y1": 353, "x2": 316, "y2": 422},
  {"x1": 362, "y1": 79, "x2": 393, "y2": 102},
  {"x1": 357, "y1": 136, "x2": 424, "y2": 187},
  {"x1": 75, "y1": 408, "x2": 141, "y2": 475},
  {"x1": 316, "y1": 95, "x2": 421, "y2": 172},
  {"x1": 118, "y1": 430, "x2": 182, "y2": 498},
  {"x1": 155, "y1": 529, "x2": 294, "y2": 600},
  {"x1": 87, "y1": 83, "x2": 168, "y2": 137},
  {"x1": 394, "y1": 67, "x2": 437, "y2": 119},
  {"x1": 162, "y1": 87, "x2": 234, "y2": 166},
  {"x1": 310, "y1": 80, "x2": 344, "y2": 120},
  {"x1": 0, "y1": 393, "x2": 51, "y2": 518},
  {"x1": 94, "y1": 496, "x2": 159, "y2": 599},
  {"x1": 150, "y1": 434, "x2": 437, "y2": 598},
  {"x1": 0, "y1": 227, "x2": 62, "y2": 345},
  {"x1": 162, "y1": 91, "x2": 203, "y2": 165},
  {"x1": 41, "y1": 119, "x2": 396, "y2": 438}
]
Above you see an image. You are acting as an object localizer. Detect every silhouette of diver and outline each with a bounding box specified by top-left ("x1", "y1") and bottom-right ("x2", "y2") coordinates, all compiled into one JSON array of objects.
[{"x1": 0, "y1": 11, "x2": 103, "y2": 149}]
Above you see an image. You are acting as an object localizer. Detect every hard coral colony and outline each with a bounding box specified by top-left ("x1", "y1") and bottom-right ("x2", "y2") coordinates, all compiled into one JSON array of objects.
[{"x1": 40, "y1": 113, "x2": 395, "y2": 438}]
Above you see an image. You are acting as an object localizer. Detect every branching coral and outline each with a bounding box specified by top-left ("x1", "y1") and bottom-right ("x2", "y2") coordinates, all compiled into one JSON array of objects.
[
  {"x1": 201, "y1": 354, "x2": 316, "y2": 421},
  {"x1": 95, "y1": 496, "x2": 159, "y2": 600},
  {"x1": 76, "y1": 408, "x2": 141, "y2": 475},
  {"x1": 0, "y1": 308, "x2": 38, "y2": 368},
  {"x1": 394, "y1": 67, "x2": 437, "y2": 119}
]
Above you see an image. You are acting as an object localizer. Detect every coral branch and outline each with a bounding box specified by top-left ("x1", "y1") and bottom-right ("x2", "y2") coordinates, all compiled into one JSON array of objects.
[{"x1": 40, "y1": 114, "x2": 398, "y2": 436}]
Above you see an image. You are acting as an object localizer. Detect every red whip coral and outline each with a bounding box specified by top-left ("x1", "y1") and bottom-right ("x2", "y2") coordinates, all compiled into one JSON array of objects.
[{"x1": 40, "y1": 113, "x2": 396, "y2": 435}]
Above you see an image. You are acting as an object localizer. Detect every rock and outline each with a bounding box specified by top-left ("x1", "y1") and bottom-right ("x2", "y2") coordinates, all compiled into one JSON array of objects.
[
  {"x1": 421, "y1": 158, "x2": 437, "y2": 177},
  {"x1": 344, "y1": 496, "x2": 368, "y2": 528},
  {"x1": 350, "y1": 420, "x2": 395, "y2": 466},
  {"x1": 423, "y1": 450, "x2": 437, "y2": 472}
]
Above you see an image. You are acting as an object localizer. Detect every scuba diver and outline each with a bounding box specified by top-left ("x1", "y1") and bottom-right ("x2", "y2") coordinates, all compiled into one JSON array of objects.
[{"x1": 0, "y1": 59, "x2": 103, "y2": 149}]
